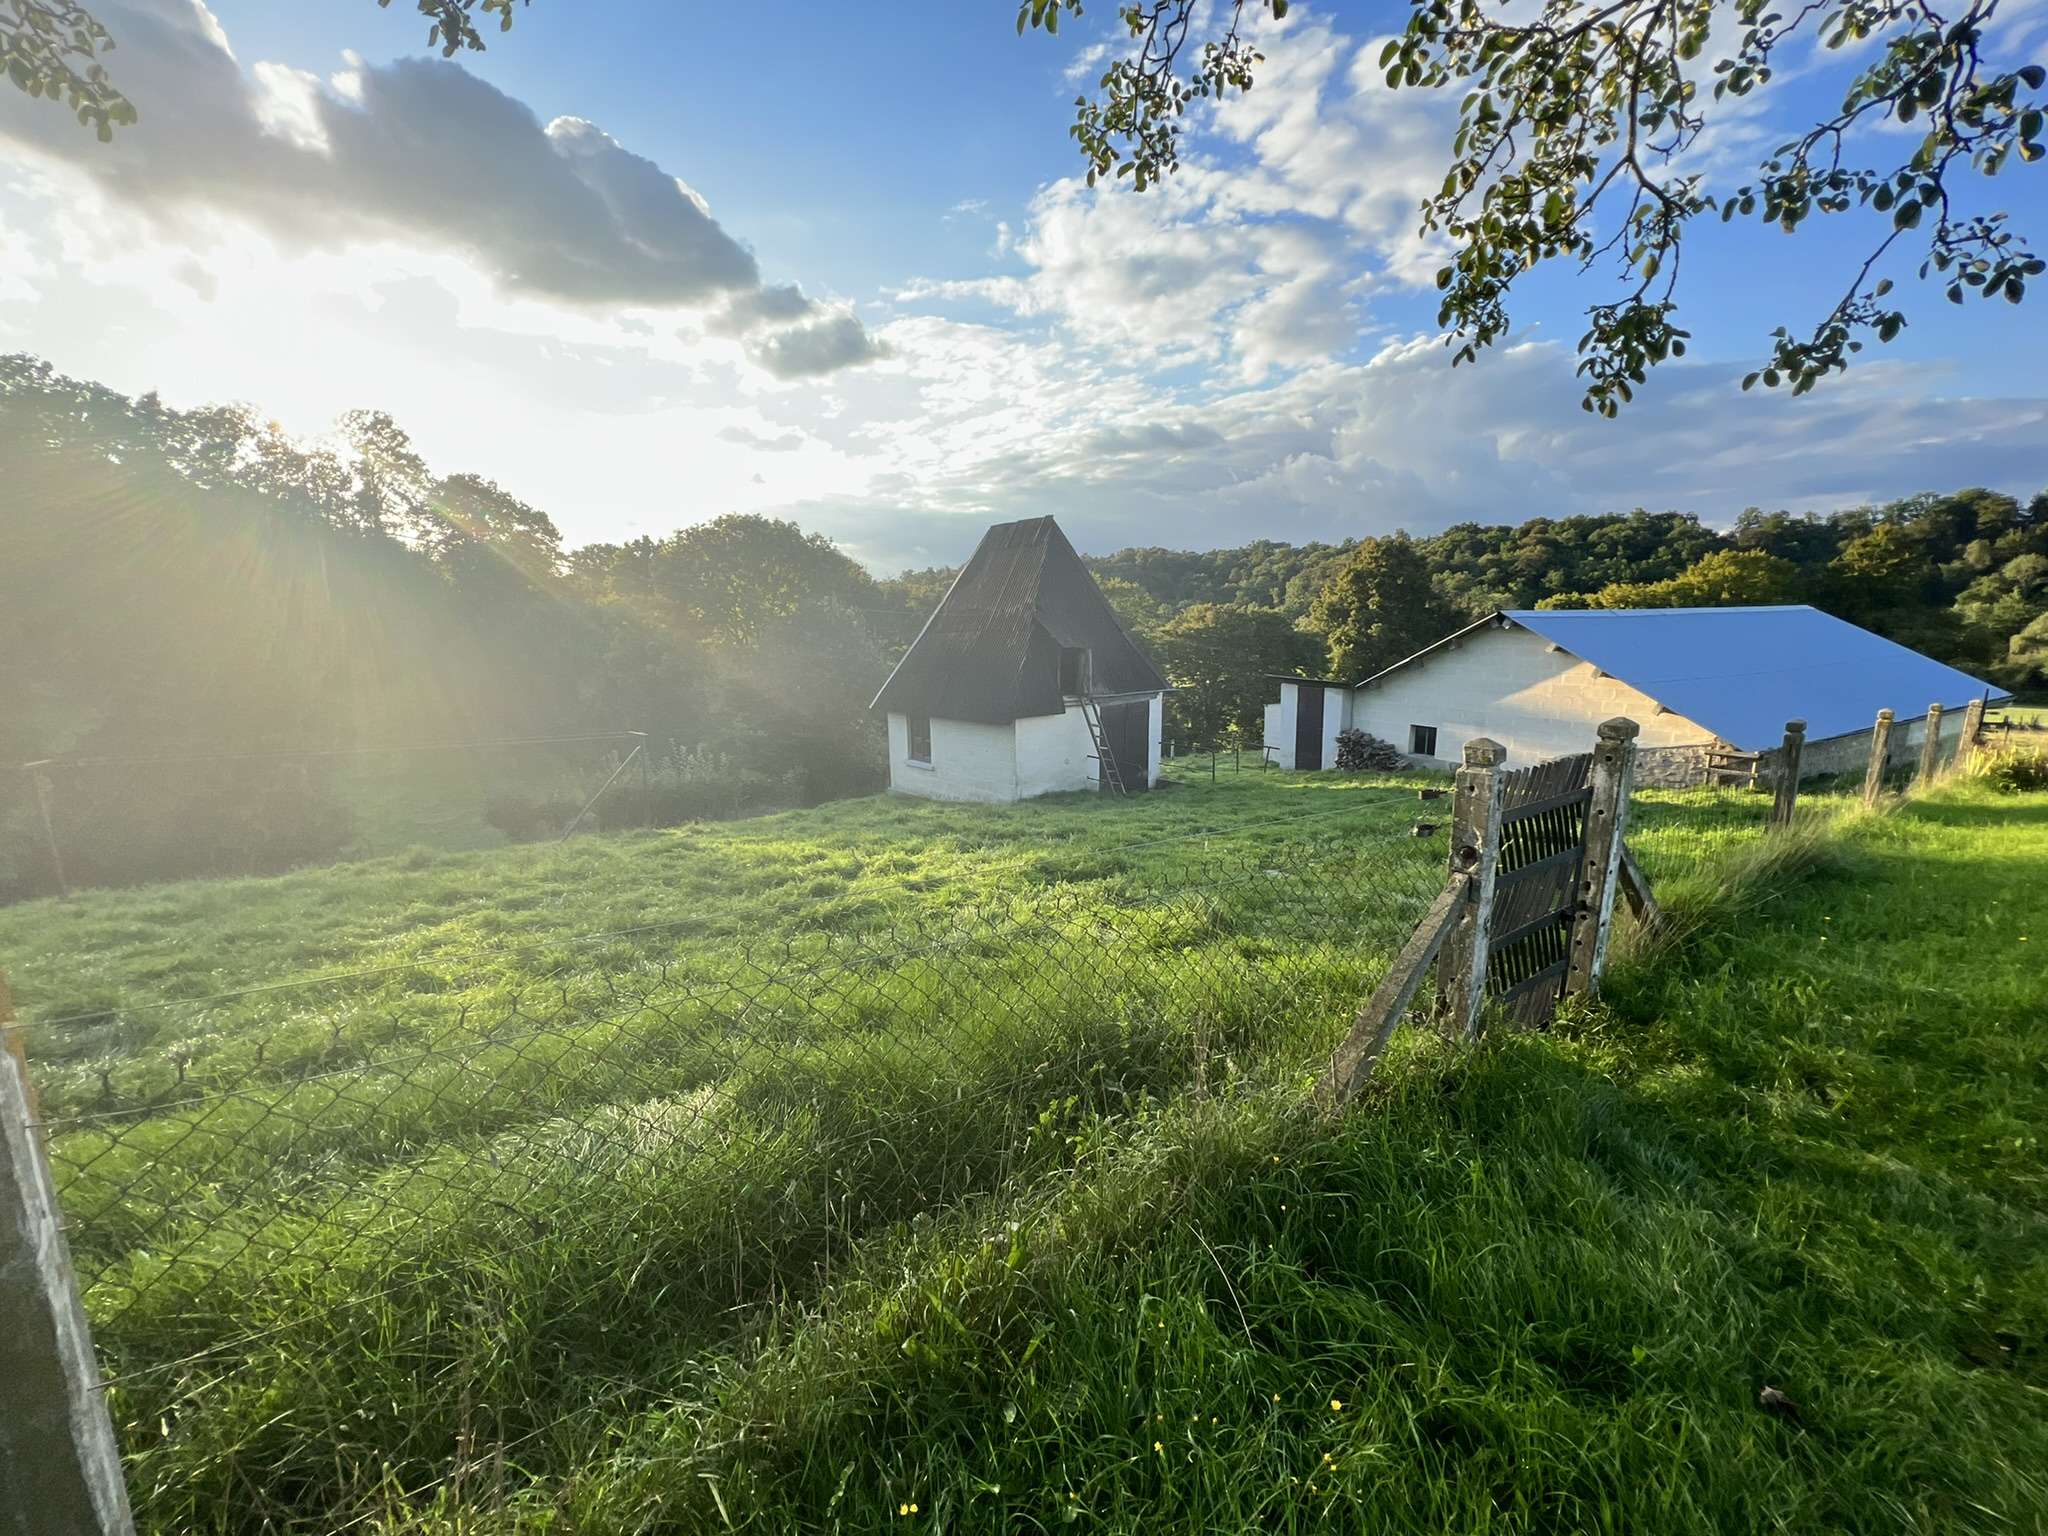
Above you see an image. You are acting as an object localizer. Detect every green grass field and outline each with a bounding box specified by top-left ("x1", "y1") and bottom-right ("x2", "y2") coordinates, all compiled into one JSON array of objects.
[{"x1": 2, "y1": 771, "x2": 2044, "y2": 1533}]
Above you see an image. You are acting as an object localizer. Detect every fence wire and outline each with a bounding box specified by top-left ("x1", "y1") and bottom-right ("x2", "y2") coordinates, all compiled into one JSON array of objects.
[{"x1": 17, "y1": 802, "x2": 1452, "y2": 1531}]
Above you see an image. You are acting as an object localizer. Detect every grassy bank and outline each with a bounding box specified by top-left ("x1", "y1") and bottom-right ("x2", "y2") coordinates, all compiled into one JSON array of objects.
[
  {"x1": 353, "y1": 782, "x2": 2037, "y2": 1535},
  {"x1": 4, "y1": 776, "x2": 2044, "y2": 1531}
]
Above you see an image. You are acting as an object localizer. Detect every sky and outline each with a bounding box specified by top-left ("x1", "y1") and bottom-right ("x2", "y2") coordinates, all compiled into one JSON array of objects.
[{"x1": 0, "y1": 0, "x2": 2044, "y2": 571}]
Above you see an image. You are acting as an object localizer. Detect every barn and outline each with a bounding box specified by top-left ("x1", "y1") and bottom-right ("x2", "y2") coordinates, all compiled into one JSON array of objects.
[
  {"x1": 1264, "y1": 606, "x2": 2007, "y2": 785},
  {"x1": 872, "y1": 517, "x2": 1168, "y2": 802}
]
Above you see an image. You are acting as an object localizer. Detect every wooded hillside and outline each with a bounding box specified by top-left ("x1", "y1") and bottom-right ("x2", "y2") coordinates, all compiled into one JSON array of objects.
[
  {"x1": 0, "y1": 358, "x2": 917, "y2": 899},
  {"x1": 6, "y1": 352, "x2": 2042, "y2": 897},
  {"x1": 1046, "y1": 496, "x2": 2048, "y2": 751}
]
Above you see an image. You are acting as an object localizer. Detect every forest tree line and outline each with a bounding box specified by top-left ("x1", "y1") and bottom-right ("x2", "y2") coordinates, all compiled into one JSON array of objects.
[
  {"x1": 4, "y1": 353, "x2": 2042, "y2": 897},
  {"x1": 0, "y1": 357, "x2": 922, "y2": 899},
  {"x1": 1030, "y1": 493, "x2": 2047, "y2": 753}
]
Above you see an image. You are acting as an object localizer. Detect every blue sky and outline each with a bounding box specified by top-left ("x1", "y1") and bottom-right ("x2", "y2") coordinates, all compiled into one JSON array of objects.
[{"x1": 0, "y1": 0, "x2": 2043, "y2": 568}]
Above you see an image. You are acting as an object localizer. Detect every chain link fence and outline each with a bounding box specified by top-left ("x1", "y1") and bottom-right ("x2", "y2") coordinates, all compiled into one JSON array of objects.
[{"x1": 12, "y1": 795, "x2": 1456, "y2": 1530}]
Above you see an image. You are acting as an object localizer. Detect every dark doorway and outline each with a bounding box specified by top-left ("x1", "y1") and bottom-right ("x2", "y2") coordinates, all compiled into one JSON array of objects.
[
  {"x1": 1294, "y1": 684, "x2": 1325, "y2": 770},
  {"x1": 1101, "y1": 700, "x2": 1150, "y2": 792},
  {"x1": 1059, "y1": 647, "x2": 1090, "y2": 697}
]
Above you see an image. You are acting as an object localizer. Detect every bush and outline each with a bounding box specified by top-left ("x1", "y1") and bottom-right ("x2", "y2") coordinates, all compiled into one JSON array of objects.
[
  {"x1": 1981, "y1": 746, "x2": 2048, "y2": 794},
  {"x1": 481, "y1": 790, "x2": 585, "y2": 842}
]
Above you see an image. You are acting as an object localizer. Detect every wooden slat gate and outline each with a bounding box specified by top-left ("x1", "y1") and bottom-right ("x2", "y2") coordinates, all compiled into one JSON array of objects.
[
  {"x1": 1317, "y1": 717, "x2": 1646, "y2": 1110},
  {"x1": 1487, "y1": 751, "x2": 1594, "y2": 1028}
]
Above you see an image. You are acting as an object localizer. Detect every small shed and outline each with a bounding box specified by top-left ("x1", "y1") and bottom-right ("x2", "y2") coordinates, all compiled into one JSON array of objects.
[
  {"x1": 872, "y1": 517, "x2": 1168, "y2": 802},
  {"x1": 1264, "y1": 606, "x2": 2007, "y2": 784}
]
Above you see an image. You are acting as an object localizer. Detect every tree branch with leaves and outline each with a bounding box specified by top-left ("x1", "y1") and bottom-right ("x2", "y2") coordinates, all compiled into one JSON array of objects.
[
  {"x1": 1025, "y1": 0, "x2": 2045, "y2": 411},
  {"x1": 0, "y1": 0, "x2": 527, "y2": 137}
]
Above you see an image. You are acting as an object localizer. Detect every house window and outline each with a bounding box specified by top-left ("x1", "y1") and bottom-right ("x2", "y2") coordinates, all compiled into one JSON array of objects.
[
  {"x1": 907, "y1": 714, "x2": 932, "y2": 763},
  {"x1": 1409, "y1": 724, "x2": 1438, "y2": 758},
  {"x1": 1058, "y1": 647, "x2": 1090, "y2": 697}
]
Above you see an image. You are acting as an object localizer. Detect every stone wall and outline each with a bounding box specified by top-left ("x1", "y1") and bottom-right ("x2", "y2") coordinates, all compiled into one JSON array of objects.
[{"x1": 1635, "y1": 744, "x2": 1715, "y2": 788}]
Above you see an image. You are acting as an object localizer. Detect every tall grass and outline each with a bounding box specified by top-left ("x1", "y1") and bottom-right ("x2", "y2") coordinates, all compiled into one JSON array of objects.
[{"x1": 9, "y1": 775, "x2": 2045, "y2": 1532}]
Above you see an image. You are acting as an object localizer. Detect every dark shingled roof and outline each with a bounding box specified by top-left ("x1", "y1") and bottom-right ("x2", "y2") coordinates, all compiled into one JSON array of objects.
[{"x1": 872, "y1": 517, "x2": 1168, "y2": 725}]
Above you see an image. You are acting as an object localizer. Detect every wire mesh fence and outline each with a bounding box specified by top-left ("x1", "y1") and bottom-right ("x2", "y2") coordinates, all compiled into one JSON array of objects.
[
  {"x1": 5, "y1": 731, "x2": 857, "y2": 904},
  {"x1": 13, "y1": 796, "x2": 1454, "y2": 1529}
]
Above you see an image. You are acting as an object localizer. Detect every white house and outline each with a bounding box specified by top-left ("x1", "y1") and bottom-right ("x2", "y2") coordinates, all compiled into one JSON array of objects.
[
  {"x1": 872, "y1": 517, "x2": 1168, "y2": 802},
  {"x1": 1264, "y1": 606, "x2": 2007, "y2": 784}
]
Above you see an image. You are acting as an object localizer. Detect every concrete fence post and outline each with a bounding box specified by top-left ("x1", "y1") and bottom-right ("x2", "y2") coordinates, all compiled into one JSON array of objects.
[
  {"x1": 1862, "y1": 709, "x2": 1895, "y2": 809},
  {"x1": 1917, "y1": 702, "x2": 1946, "y2": 787},
  {"x1": 0, "y1": 972, "x2": 135, "y2": 1536},
  {"x1": 1957, "y1": 697, "x2": 1988, "y2": 774},
  {"x1": 1771, "y1": 720, "x2": 1806, "y2": 831},
  {"x1": 1565, "y1": 718, "x2": 1639, "y2": 998},
  {"x1": 1434, "y1": 738, "x2": 1506, "y2": 1042}
]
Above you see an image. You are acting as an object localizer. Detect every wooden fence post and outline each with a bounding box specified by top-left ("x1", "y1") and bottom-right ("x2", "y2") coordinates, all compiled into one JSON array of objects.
[
  {"x1": 1316, "y1": 873, "x2": 1472, "y2": 1110},
  {"x1": 1434, "y1": 738, "x2": 1506, "y2": 1042},
  {"x1": 1771, "y1": 719, "x2": 1806, "y2": 830},
  {"x1": 1862, "y1": 709, "x2": 1894, "y2": 809},
  {"x1": 1917, "y1": 702, "x2": 1946, "y2": 787},
  {"x1": 1957, "y1": 697, "x2": 1987, "y2": 775},
  {"x1": 0, "y1": 973, "x2": 137, "y2": 1536},
  {"x1": 24, "y1": 764, "x2": 71, "y2": 900},
  {"x1": 1564, "y1": 717, "x2": 1639, "y2": 998}
]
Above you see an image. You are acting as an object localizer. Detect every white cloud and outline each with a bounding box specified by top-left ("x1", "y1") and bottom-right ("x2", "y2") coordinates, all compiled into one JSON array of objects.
[
  {"x1": 0, "y1": 0, "x2": 2038, "y2": 577},
  {"x1": 0, "y1": 0, "x2": 885, "y2": 371},
  {"x1": 0, "y1": 1, "x2": 758, "y2": 304}
]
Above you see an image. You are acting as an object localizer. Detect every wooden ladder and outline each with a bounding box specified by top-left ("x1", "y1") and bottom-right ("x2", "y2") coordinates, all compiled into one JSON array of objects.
[{"x1": 1079, "y1": 698, "x2": 1127, "y2": 796}]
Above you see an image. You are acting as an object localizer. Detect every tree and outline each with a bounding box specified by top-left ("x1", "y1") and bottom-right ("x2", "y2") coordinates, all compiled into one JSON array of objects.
[
  {"x1": 2, "y1": 0, "x2": 516, "y2": 136},
  {"x1": 1149, "y1": 603, "x2": 1320, "y2": 749},
  {"x1": 1023, "y1": 0, "x2": 2045, "y2": 412},
  {"x1": 1554, "y1": 547, "x2": 1804, "y2": 608},
  {"x1": 1304, "y1": 534, "x2": 1459, "y2": 680},
  {"x1": 1094, "y1": 575, "x2": 1170, "y2": 642},
  {"x1": 1821, "y1": 522, "x2": 1938, "y2": 620},
  {"x1": 1, "y1": 1, "x2": 133, "y2": 137},
  {"x1": 588, "y1": 514, "x2": 880, "y2": 651}
]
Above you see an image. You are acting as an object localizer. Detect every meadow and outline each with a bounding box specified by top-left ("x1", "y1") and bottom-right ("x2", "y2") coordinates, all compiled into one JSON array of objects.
[{"x1": 1, "y1": 767, "x2": 2044, "y2": 1532}]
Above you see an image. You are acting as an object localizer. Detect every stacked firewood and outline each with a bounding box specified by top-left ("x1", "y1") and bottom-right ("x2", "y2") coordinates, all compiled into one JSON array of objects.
[{"x1": 1334, "y1": 728, "x2": 1411, "y2": 771}]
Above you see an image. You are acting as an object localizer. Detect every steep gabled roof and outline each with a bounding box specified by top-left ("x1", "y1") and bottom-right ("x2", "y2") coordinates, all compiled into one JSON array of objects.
[
  {"x1": 872, "y1": 517, "x2": 1167, "y2": 725},
  {"x1": 1354, "y1": 605, "x2": 2006, "y2": 752}
]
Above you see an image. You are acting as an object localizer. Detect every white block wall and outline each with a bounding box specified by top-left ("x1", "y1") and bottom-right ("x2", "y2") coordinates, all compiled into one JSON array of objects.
[
  {"x1": 1264, "y1": 681, "x2": 1353, "y2": 770},
  {"x1": 1014, "y1": 710, "x2": 1099, "y2": 798},
  {"x1": 1147, "y1": 694, "x2": 1164, "y2": 787},
  {"x1": 1348, "y1": 624, "x2": 1713, "y2": 767},
  {"x1": 887, "y1": 703, "x2": 1159, "y2": 801},
  {"x1": 886, "y1": 713, "x2": 1023, "y2": 802}
]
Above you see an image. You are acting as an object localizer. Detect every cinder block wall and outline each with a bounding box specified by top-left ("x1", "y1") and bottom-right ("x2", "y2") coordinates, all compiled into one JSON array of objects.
[{"x1": 1347, "y1": 624, "x2": 1714, "y2": 768}]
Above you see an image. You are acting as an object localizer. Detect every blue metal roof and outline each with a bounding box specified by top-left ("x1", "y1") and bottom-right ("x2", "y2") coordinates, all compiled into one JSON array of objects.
[{"x1": 1502, "y1": 606, "x2": 2006, "y2": 752}]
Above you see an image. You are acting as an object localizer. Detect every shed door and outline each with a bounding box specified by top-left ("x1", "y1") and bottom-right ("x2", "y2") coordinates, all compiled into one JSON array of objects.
[
  {"x1": 1294, "y1": 684, "x2": 1325, "y2": 770},
  {"x1": 1102, "y1": 701, "x2": 1150, "y2": 792}
]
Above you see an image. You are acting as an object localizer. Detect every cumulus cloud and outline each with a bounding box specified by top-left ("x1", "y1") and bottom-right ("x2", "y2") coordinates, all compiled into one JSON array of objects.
[
  {"x1": 0, "y1": 0, "x2": 2035, "y2": 564},
  {"x1": 705, "y1": 281, "x2": 890, "y2": 378},
  {"x1": 780, "y1": 322, "x2": 2048, "y2": 572},
  {"x1": 0, "y1": 0, "x2": 881, "y2": 371},
  {"x1": 717, "y1": 423, "x2": 806, "y2": 452},
  {"x1": 0, "y1": 3, "x2": 752, "y2": 303},
  {"x1": 948, "y1": 14, "x2": 1455, "y2": 381},
  {"x1": 748, "y1": 311, "x2": 891, "y2": 379}
]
